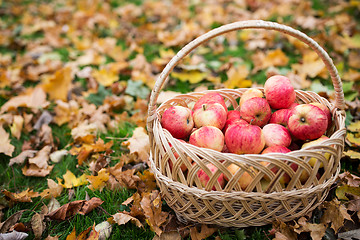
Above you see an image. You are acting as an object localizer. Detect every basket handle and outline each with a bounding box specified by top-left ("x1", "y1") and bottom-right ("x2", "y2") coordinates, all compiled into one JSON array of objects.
[{"x1": 147, "y1": 20, "x2": 345, "y2": 132}]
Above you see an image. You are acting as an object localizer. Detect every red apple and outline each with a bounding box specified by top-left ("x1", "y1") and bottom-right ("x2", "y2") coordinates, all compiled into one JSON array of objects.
[
  {"x1": 301, "y1": 135, "x2": 330, "y2": 167},
  {"x1": 288, "y1": 102, "x2": 299, "y2": 109},
  {"x1": 264, "y1": 75, "x2": 296, "y2": 109},
  {"x1": 227, "y1": 110, "x2": 241, "y2": 120},
  {"x1": 193, "y1": 103, "x2": 227, "y2": 129},
  {"x1": 261, "y1": 146, "x2": 291, "y2": 154},
  {"x1": 168, "y1": 140, "x2": 192, "y2": 172},
  {"x1": 240, "y1": 88, "x2": 264, "y2": 107},
  {"x1": 161, "y1": 106, "x2": 194, "y2": 139},
  {"x1": 196, "y1": 163, "x2": 225, "y2": 190},
  {"x1": 225, "y1": 122, "x2": 265, "y2": 154},
  {"x1": 193, "y1": 92, "x2": 227, "y2": 113},
  {"x1": 223, "y1": 118, "x2": 247, "y2": 133},
  {"x1": 189, "y1": 126, "x2": 224, "y2": 152},
  {"x1": 309, "y1": 102, "x2": 332, "y2": 129},
  {"x1": 288, "y1": 104, "x2": 328, "y2": 140},
  {"x1": 269, "y1": 109, "x2": 292, "y2": 128},
  {"x1": 240, "y1": 97, "x2": 271, "y2": 127},
  {"x1": 225, "y1": 164, "x2": 254, "y2": 190},
  {"x1": 262, "y1": 124, "x2": 292, "y2": 147}
]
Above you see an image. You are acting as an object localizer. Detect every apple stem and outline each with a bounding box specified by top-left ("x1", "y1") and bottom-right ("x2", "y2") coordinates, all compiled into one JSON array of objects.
[
  {"x1": 202, "y1": 104, "x2": 207, "y2": 111},
  {"x1": 250, "y1": 119, "x2": 254, "y2": 125}
]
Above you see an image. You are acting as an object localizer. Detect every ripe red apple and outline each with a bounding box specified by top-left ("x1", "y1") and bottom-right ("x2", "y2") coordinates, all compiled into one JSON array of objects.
[
  {"x1": 262, "y1": 124, "x2": 292, "y2": 147},
  {"x1": 269, "y1": 109, "x2": 292, "y2": 128},
  {"x1": 223, "y1": 118, "x2": 247, "y2": 133},
  {"x1": 225, "y1": 164, "x2": 254, "y2": 190},
  {"x1": 168, "y1": 140, "x2": 192, "y2": 172},
  {"x1": 225, "y1": 122, "x2": 265, "y2": 154},
  {"x1": 240, "y1": 97, "x2": 271, "y2": 127},
  {"x1": 288, "y1": 102, "x2": 299, "y2": 109},
  {"x1": 240, "y1": 88, "x2": 264, "y2": 107},
  {"x1": 309, "y1": 102, "x2": 332, "y2": 129},
  {"x1": 193, "y1": 103, "x2": 227, "y2": 129},
  {"x1": 264, "y1": 75, "x2": 296, "y2": 109},
  {"x1": 196, "y1": 163, "x2": 225, "y2": 190},
  {"x1": 261, "y1": 146, "x2": 291, "y2": 154},
  {"x1": 301, "y1": 135, "x2": 330, "y2": 167},
  {"x1": 288, "y1": 104, "x2": 328, "y2": 140},
  {"x1": 189, "y1": 126, "x2": 224, "y2": 152},
  {"x1": 193, "y1": 92, "x2": 227, "y2": 113},
  {"x1": 227, "y1": 110, "x2": 241, "y2": 120},
  {"x1": 161, "y1": 106, "x2": 194, "y2": 139}
]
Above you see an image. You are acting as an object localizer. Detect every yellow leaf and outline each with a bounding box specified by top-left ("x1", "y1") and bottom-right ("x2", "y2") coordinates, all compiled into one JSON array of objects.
[
  {"x1": 10, "y1": 115, "x2": 24, "y2": 139},
  {"x1": 224, "y1": 64, "x2": 252, "y2": 89},
  {"x1": 342, "y1": 33, "x2": 360, "y2": 49},
  {"x1": 343, "y1": 68, "x2": 360, "y2": 82},
  {"x1": 86, "y1": 168, "x2": 110, "y2": 191},
  {"x1": 292, "y1": 51, "x2": 327, "y2": 79},
  {"x1": 92, "y1": 68, "x2": 118, "y2": 87},
  {"x1": 42, "y1": 66, "x2": 72, "y2": 101},
  {"x1": 0, "y1": 68, "x2": 11, "y2": 88},
  {"x1": 346, "y1": 132, "x2": 360, "y2": 147},
  {"x1": 28, "y1": 145, "x2": 52, "y2": 169},
  {"x1": 2, "y1": 188, "x2": 40, "y2": 203},
  {"x1": 40, "y1": 179, "x2": 64, "y2": 199},
  {"x1": 171, "y1": 70, "x2": 208, "y2": 84},
  {"x1": 58, "y1": 170, "x2": 88, "y2": 189},
  {"x1": 336, "y1": 185, "x2": 360, "y2": 200},
  {"x1": 263, "y1": 48, "x2": 289, "y2": 68},
  {"x1": 347, "y1": 120, "x2": 360, "y2": 132},
  {"x1": 65, "y1": 227, "x2": 76, "y2": 240},
  {"x1": 344, "y1": 150, "x2": 360, "y2": 159},
  {"x1": 0, "y1": 124, "x2": 15, "y2": 156}
]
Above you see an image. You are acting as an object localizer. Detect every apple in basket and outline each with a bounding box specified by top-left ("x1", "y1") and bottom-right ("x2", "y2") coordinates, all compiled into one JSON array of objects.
[
  {"x1": 196, "y1": 163, "x2": 225, "y2": 190},
  {"x1": 288, "y1": 104, "x2": 328, "y2": 140},
  {"x1": 225, "y1": 122, "x2": 265, "y2": 154},
  {"x1": 193, "y1": 103, "x2": 227, "y2": 129},
  {"x1": 161, "y1": 106, "x2": 194, "y2": 139},
  {"x1": 225, "y1": 164, "x2": 255, "y2": 191},
  {"x1": 269, "y1": 108, "x2": 292, "y2": 128},
  {"x1": 240, "y1": 97, "x2": 271, "y2": 127},
  {"x1": 264, "y1": 75, "x2": 296, "y2": 109},
  {"x1": 168, "y1": 140, "x2": 192, "y2": 172},
  {"x1": 301, "y1": 135, "x2": 330, "y2": 168},
  {"x1": 189, "y1": 126, "x2": 224, "y2": 152},
  {"x1": 193, "y1": 92, "x2": 227, "y2": 113},
  {"x1": 239, "y1": 88, "x2": 264, "y2": 107},
  {"x1": 309, "y1": 102, "x2": 332, "y2": 129},
  {"x1": 260, "y1": 146, "x2": 291, "y2": 182},
  {"x1": 262, "y1": 123, "x2": 292, "y2": 148}
]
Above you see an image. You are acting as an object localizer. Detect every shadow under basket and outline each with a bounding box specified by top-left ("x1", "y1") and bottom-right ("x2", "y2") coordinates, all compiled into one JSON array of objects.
[{"x1": 146, "y1": 20, "x2": 347, "y2": 228}]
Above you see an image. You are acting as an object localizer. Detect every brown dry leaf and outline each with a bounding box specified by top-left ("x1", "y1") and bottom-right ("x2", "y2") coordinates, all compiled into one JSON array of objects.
[
  {"x1": 31, "y1": 212, "x2": 45, "y2": 239},
  {"x1": 87, "y1": 224, "x2": 99, "y2": 240},
  {"x1": 10, "y1": 115, "x2": 24, "y2": 139},
  {"x1": 272, "y1": 220, "x2": 298, "y2": 240},
  {"x1": 44, "y1": 236, "x2": 59, "y2": 240},
  {"x1": 53, "y1": 100, "x2": 79, "y2": 126},
  {"x1": 0, "y1": 87, "x2": 48, "y2": 113},
  {"x1": 22, "y1": 164, "x2": 54, "y2": 177},
  {"x1": 0, "y1": 231, "x2": 28, "y2": 239},
  {"x1": 224, "y1": 64, "x2": 252, "y2": 89},
  {"x1": 110, "y1": 211, "x2": 144, "y2": 228},
  {"x1": 122, "y1": 127, "x2": 150, "y2": 163},
  {"x1": 321, "y1": 199, "x2": 352, "y2": 233},
  {"x1": 28, "y1": 145, "x2": 52, "y2": 169},
  {"x1": 140, "y1": 190, "x2": 169, "y2": 236},
  {"x1": 2, "y1": 189, "x2": 40, "y2": 203},
  {"x1": 339, "y1": 171, "x2": 360, "y2": 187},
  {"x1": 0, "y1": 210, "x2": 25, "y2": 233},
  {"x1": 86, "y1": 169, "x2": 110, "y2": 192},
  {"x1": 189, "y1": 224, "x2": 218, "y2": 240},
  {"x1": 70, "y1": 122, "x2": 99, "y2": 140},
  {"x1": 343, "y1": 68, "x2": 360, "y2": 81},
  {"x1": 348, "y1": 50, "x2": 360, "y2": 69},
  {"x1": 41, "y1": 66, "x2": 72, "y2": 101},
  {"x1": 137, "y1": 170, "x2": 157, "y2": 193},
  {"x1": 57, "y1": 170, "x2": 88, "y2": 189},
  {"x1": 47, "y1": 197, "x2": 103, "y2": 221},
  {"x1": 75, "y1": 226, "x2": 92, "y2": 240},
  {"x1": 40, "y1": 179, "x2": 64, "y2": 199},
  {"x1": 9, "y1": 150, "x2": 37, "y2": 166},
  {"x1": 294, "y1": 217, "x2": 326, "y2": 240},
  {"x1": 38, "y1": 124, "x2": 54, "y2": 147},
  {"x1": 0, "y1": 124, "x2": 15, "y2": 157}
]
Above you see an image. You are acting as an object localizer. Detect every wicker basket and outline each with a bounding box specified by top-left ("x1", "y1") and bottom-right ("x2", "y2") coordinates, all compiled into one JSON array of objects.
[{"x1": 146, "y1": 20, "x2": 346, "y2": 228}]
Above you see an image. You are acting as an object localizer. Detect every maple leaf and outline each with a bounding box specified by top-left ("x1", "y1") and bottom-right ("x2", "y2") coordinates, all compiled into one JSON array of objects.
[
  {"x1": 86, "y1": 168, "x2": 110, "y2": 192},
  {"x1": 92, "y1": 68, "x2": 119, "y2": 87},
  {"x1": 293, "y1": 217, "x2": 326, "y2": 240},
  {"x1": 189, "y1": 224, "x2": 218, "y2": 240},
  {"x1": 40, "y1": 179, "x2": 64, "y2": 199},
  {"x1": 110, "y1": 211, "x2": 144, "y2": 228},
  {"x1": 57, "y1": 170, "x2": 88, "y2": 189},
  {"x1": 2, "y1": 189, "x2": 40, "y2": 203},
  {"x1": 292, "y1": 51, "x2": 328, "y2": 80},
  {"x1": 121, "y1": 127, "x2": 150, "y2": 163},
  {"x1": 53, "y1": 100, "x2": 79, "y2": 126},
  {"x1": 41, "y1": 66, "x2": 72, "y2": 101},
  {"x1": 28, "y1": 145, "x2": 52, "y2": 169},
  {"x1": 224, "y1": 64, "x2": 252, "y2": 89},
  {"x1": 320, "y1": 199, "x2": 352, "y2": 233},
  {"x1": 9, "y1": 150, "x2": 37, "y2": 166},
  {"x1": 0, "y1": 87, "x2": 48, "y2": 114}
]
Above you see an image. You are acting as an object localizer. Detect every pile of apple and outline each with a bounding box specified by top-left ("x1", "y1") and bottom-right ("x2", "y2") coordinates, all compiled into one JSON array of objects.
[{"x1": 160, "y1": 75, "x2": 332, "y2": 191}]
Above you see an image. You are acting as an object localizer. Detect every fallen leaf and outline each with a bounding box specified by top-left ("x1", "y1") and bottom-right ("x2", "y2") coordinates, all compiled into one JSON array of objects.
[
  {"x1": 292, "y1": 51, "x2": 327, "y2": 80},
  {"x1": 0, "y1": 210, "x2": 25, "y2": 233},
  {"x1": 87, "y1": 224, "x2": 99, "y2": 240},
  {"x1": 58, "y1": 170, "x2": 88, "y2": 189},
  {"x1": 10, "y1": 115, "x2": 24, "y2": 139},
  {"x1": 65, "y1": 227, "x2": 76, "y2": 240},
  {"x1": 94, "y1": 221, "x2": 112, "y2": 240},
  {"x1": 0, "y1": 87, "x2": 48, "y2": 113},
  {"x1": 339, "y1": 171, "x2": 360, "y2": 187},
  {"x1": 9, "y1": 150, "x2": 37, "y2": 166},
  {"x1": 28, "y1": 145, "x2": 52, "y2": 169},
  {"x1": 189, "y1": 224, "x2": 218, "y2": 240},
  {"x1": 47, "y1": 197, "x2": 60, "y2": 213},
  {"x1": 2, "y1": 189, "x2": 40, "y2": 203},
  {"x1": 137, "y1": 170, "x2": 157, "y2": 193},
  {"x1": 33, "y1": 110, "x2": 53, "y2": 131},
  {"x1": 122, "y1": 127, "x2": 150, "y2": 163},
  {"x1": 70, "y1": 122, "x2": 99, "y2": 140},
  {"x1": 224, "y1": 64, "x2": 252, "y2": 89},
  {"x1": 31, "y1": 212, "x2": 45, "y2": 239},
  {"x1": 0, "y1": 230, "x2": 28, "y2": 240},
  {"x1": 153, "y1": 231, "x2": 182, "y2": 240},
  {"x1": 338, "y1": 229, "x2": 360, "y2": 240},
  {"x1": 171, "y1": 70, "x2": 208, "y2": 84},
  {"x1": 336, "y1": 185, "x2": 360, "y2": 200},
  {"x1": 53, "y1": 100, "x2": 79, "y2": 126},
  {"x1": 41, "y1": 66, "x2": 72, "y2": 101},
  {"x1": 40, "y1": 179, "x2": 63, "y2": 199},
  {"x1": 346, "y1": 132, "x2": 360, "y2": 147},
  {"x1": 0, "y1": 124, "x2": 15, "y2": 157},
  {"x1": 321, "y1": 199, "x2": 352, "y2": 233},
  {"x1": 49, "y1": 149, "x2": 68, "y2": 163},
  {"x1": 347, "y1": 120, "x2": 360, "y2": 132},
  {"x1": 75, "y1": 226, "x2": 92, "y2": 240},
  {"x1": 86, "y1": 169, "x2": 110, "y2": 192},
  {"x1": 110, "y1": 211, "x2": 143, "y2": 228},
  {"x1": 44, "y1": 236, "x2": 59, "y2": 240},
  {"x1": 294, "y1": 217, "x2": 326, "y2": 240},
  {"x1": 22, "y1": 164, "x2": 54, "y2": 177},
  {"x1": 92, "y1": 68, "x2": 118, "y2": 87},
  {"x1": 78, "y1": 197, "x2": 104, "y2": 215}
]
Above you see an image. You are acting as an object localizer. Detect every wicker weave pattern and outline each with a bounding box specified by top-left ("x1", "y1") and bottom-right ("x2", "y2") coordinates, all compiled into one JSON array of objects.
[{"x1": 146, "y1": 20, "x2": 347, "y2": 227}]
